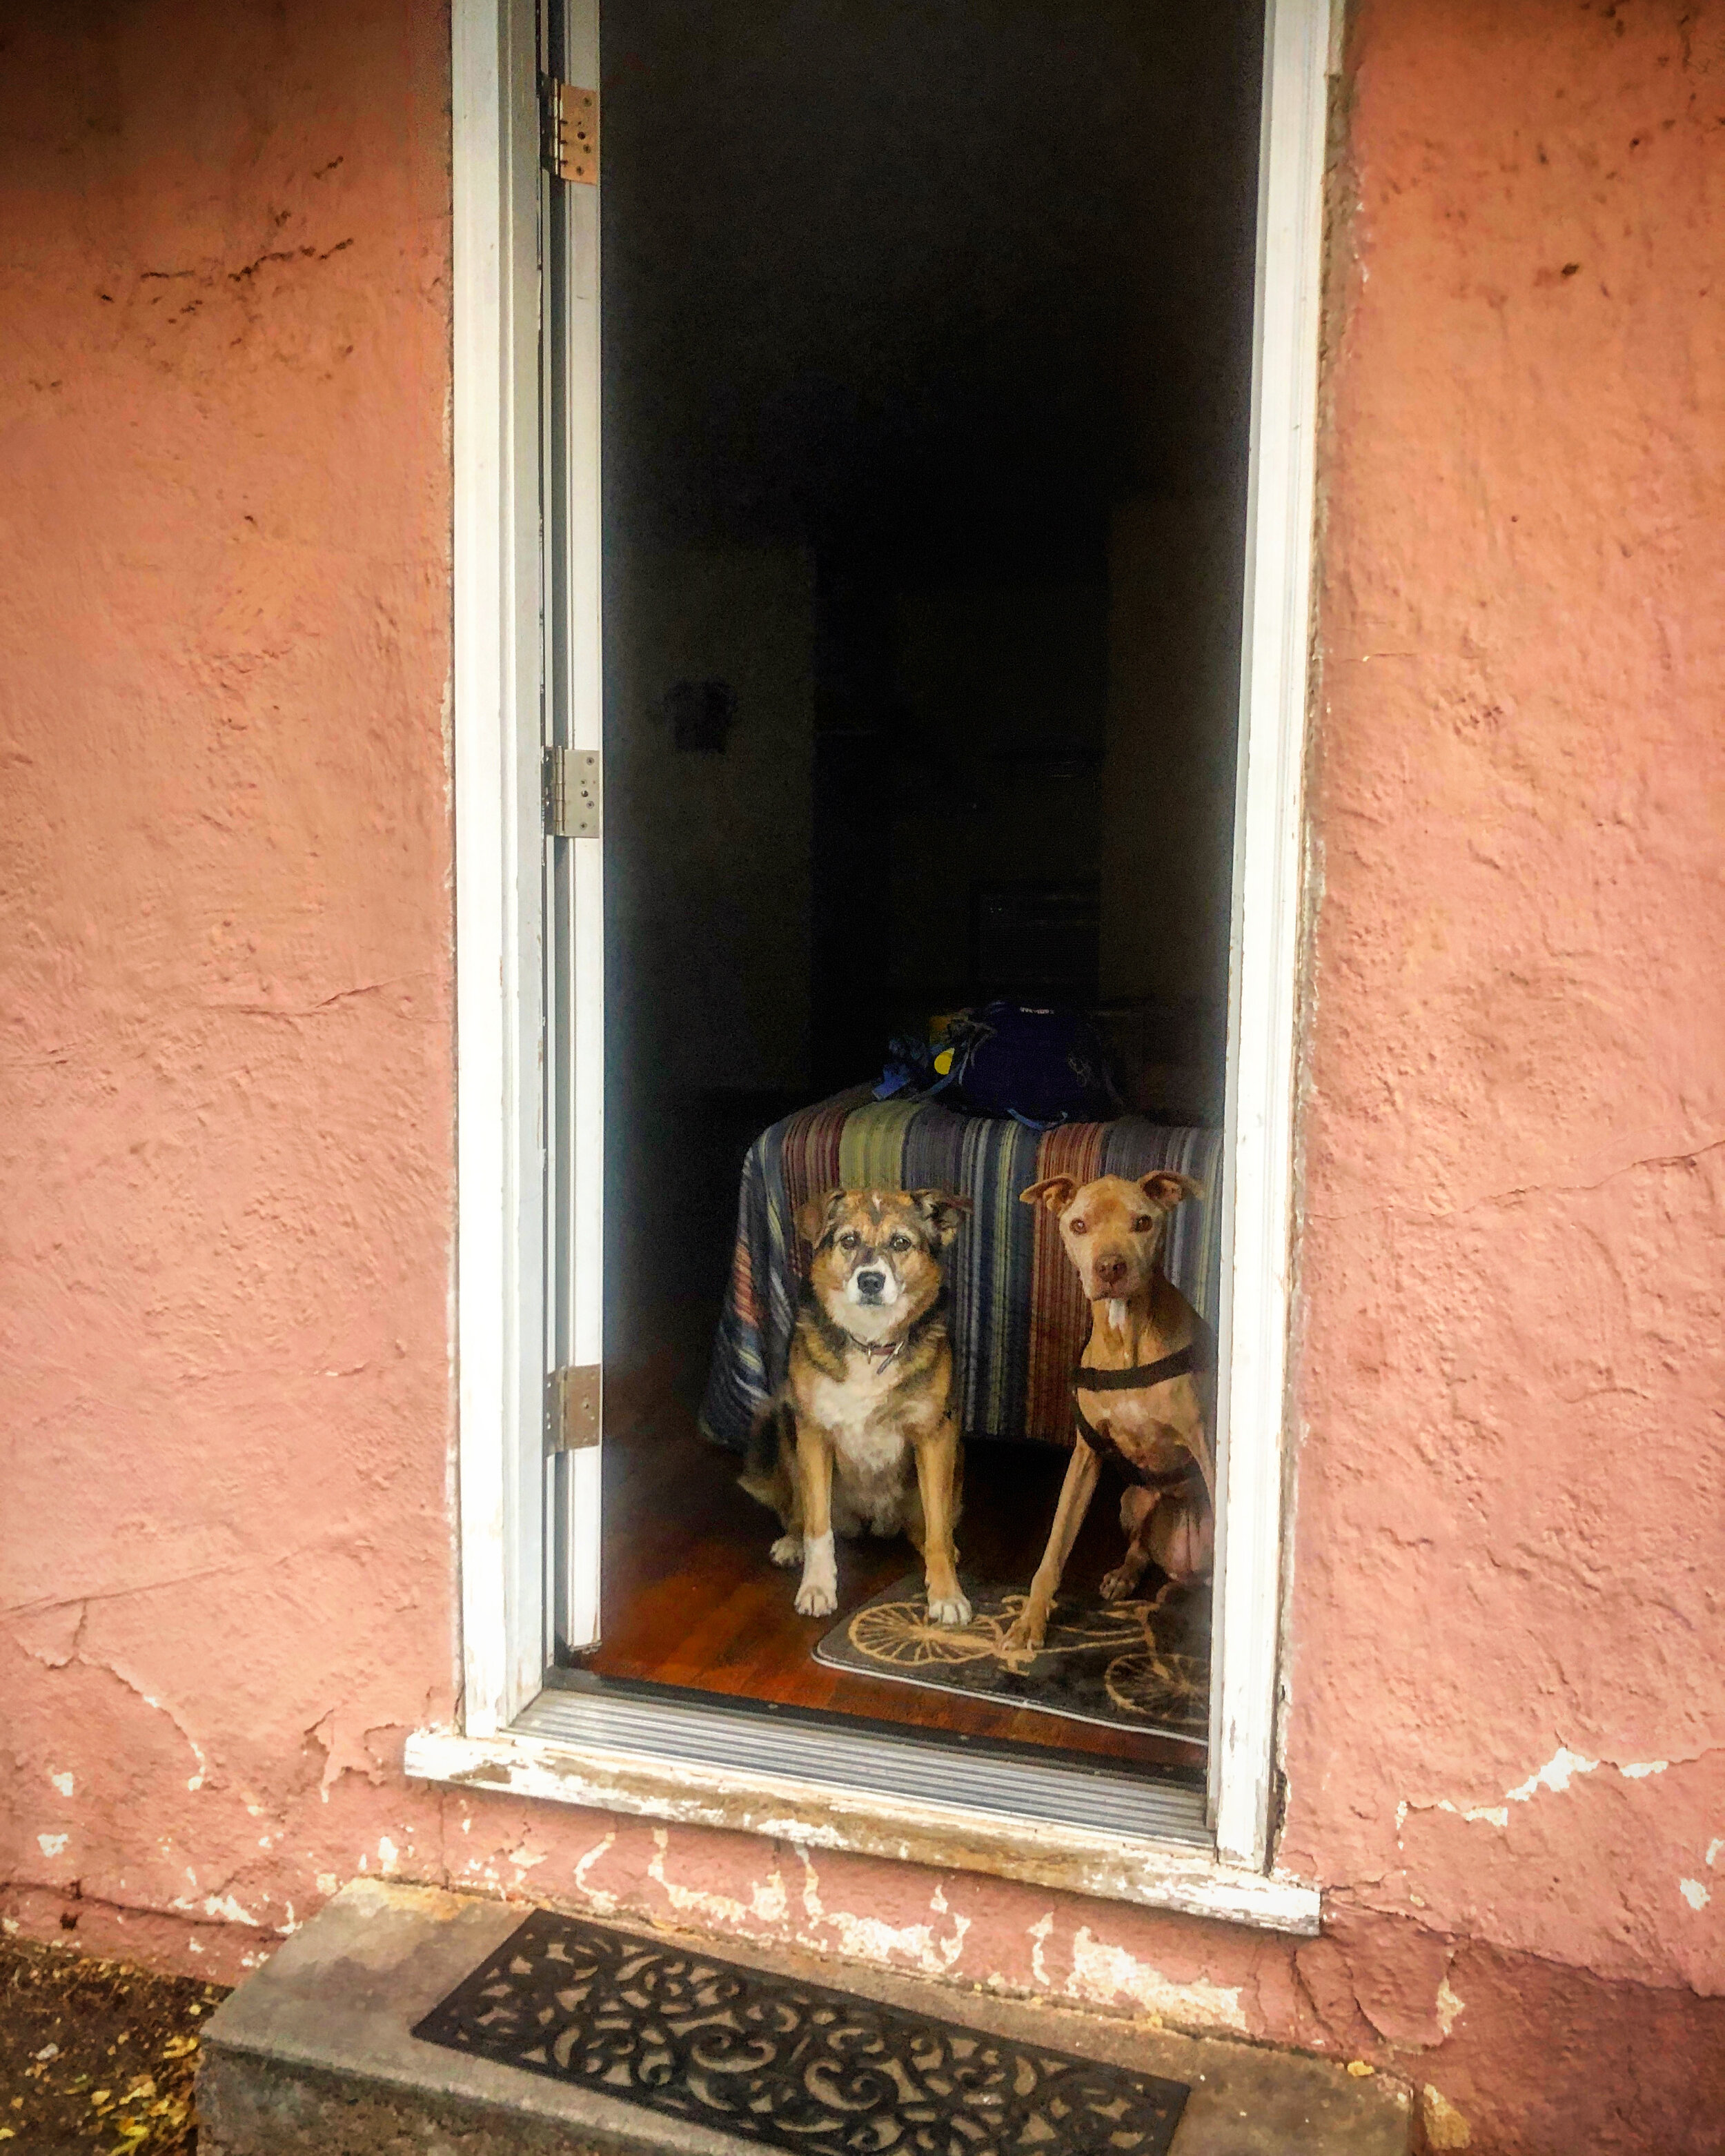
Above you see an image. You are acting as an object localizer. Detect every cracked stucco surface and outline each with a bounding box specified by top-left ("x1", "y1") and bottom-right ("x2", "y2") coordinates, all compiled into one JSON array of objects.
[
  {"x1": 0, "y1": 0, "x2": 458, "y2": 1985},
  {"x1": 1281, "y1": 0, "x2": 1725, "y2": 2017},
  {"x1": 1, "y1": 2, "x2": 1723, "y2": 2154}
]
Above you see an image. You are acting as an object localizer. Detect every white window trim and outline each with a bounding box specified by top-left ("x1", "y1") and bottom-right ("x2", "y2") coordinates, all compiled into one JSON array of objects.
[{"x1": 420, "y1": 0, "x2": 1337, "y2": 1932}]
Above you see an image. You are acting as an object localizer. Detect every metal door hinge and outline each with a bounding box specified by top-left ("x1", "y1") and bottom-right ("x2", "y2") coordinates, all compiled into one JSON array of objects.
[
  {"x1": 542, "y1": 78, "x2": 598, "y2": 185},
  {"x1": 543, "y1": 746, "x2": 601, "y2": 838},
  {"x1": 546, "y1": 1364, "x2": 602, "y2": 1453}
]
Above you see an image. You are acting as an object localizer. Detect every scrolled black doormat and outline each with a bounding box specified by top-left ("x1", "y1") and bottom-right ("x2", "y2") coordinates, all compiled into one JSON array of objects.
[
  {"x1": 814, "y1": 1574, "x2": 1210, "y2": 1743},
  {"x1": 413, "y1": 1908, "x2": 1189, "y2": 2155}
]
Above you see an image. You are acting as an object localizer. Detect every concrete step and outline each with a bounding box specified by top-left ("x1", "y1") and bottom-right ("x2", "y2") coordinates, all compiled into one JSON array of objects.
[{"x1": 197, "y1": 1879, "x2": 1411, "y2": 2156}]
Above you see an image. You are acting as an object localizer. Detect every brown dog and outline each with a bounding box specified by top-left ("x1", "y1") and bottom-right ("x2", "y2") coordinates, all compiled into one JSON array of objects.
[
  {"x1": 740, "y1": 1187, "x2": 972, "y2": 1625},
  {"x1": 1004, "y1": 1171, "x2": 1214, "y2": 1656}
]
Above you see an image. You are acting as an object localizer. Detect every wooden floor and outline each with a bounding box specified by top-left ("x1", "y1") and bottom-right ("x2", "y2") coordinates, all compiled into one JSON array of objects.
[{"x1": 582, "y1": 1325, "x2": 1206, "y2": 1774}]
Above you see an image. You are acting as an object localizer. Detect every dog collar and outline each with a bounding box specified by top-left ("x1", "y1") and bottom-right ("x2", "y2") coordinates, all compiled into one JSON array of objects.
[{"x1": 846, "y1": 1334, "x2": 904, "y2": 1367}]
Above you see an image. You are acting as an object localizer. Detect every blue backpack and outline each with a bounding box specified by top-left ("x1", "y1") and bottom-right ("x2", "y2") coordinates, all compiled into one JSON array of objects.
[{"x1": 878, "y1": 1002, "x2": 1119, "y2": 1128}]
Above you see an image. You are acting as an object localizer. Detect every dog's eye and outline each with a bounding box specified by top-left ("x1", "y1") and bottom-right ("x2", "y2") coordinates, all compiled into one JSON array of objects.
[
  {"x1": 1068, "y1": 1218, "x2": 1087, "y2": 1235},
  {"x1": 888, "y1": 1233, "x2": 911, "y2": 1252},
  {"x1": 837, "y1": 1230, "x2": 860, "y2": 1250},
  {"x1": 1133, "y1": 1216, "x2": 1154, "y2": 1232}
]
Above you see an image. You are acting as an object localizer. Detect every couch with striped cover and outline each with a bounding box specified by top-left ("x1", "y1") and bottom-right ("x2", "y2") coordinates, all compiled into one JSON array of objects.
[{"x1": 700, "y1": 1086, "x2": 1221, "y2": 1453}]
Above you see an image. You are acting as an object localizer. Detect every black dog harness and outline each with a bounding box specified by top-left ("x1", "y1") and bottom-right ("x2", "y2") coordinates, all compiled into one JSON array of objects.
[{"x1": 1071, "y1": 1321, "x2": 1214, "y2": 1493}]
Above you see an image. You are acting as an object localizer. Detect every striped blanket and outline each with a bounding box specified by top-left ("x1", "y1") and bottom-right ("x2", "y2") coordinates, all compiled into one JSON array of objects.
[{"x1": 699, "y1": 1088, "x2": 1222, "y2": 1452}]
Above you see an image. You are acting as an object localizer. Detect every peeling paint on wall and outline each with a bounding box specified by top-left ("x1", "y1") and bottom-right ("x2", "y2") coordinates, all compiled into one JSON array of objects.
[
  {"x1": 647, "y1": 1828, "x2": 791, "y2": 1935},
  {"x1": 1063, "y1": 1926, "x2": 1248, "y2": 2033},
  {"x1": 1, "y1": 0, "x2": 460, "y2": 1990},
  {"x1": 1422, "y1": 2085, "x2": 1472, "y2": 2150}
]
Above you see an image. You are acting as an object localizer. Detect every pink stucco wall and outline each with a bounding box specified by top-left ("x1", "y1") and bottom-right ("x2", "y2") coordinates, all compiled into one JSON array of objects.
[
  {"x1": 2, "y1": 2, "x2": 1722, "y2": 2151},
  {"x1": 1279, "y1": 0, "x2": 1725, "y2": 2139},
  {"x1": 0, "y1": 0, "x2": 462, "y2": 1977}
]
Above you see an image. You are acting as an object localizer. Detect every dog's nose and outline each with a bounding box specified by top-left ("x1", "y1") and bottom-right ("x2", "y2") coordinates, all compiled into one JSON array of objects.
[
  {"x1": 856, "y1": 1269, "x2": 886, "y2": 1298},
  {"x1": 1095, "y1": 1255, "x2": 1128, "y2": 1289}
]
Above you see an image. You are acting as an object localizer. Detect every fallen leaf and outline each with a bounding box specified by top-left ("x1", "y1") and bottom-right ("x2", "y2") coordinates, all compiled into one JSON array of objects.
[{"x1": 1346, "y1": 2059, "x2": 1375, "y2": 2077}]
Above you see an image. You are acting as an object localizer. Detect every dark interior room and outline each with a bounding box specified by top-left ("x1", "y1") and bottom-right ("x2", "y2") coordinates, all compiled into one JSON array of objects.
[{"x1": 590, "y1": 0, "x2": 1263, "y2": 1774}]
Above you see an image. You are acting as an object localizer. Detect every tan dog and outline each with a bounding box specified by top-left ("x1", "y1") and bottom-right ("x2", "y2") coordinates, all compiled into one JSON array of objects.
[
  {"x1": 1004, "y1": 1171, "x2": 1214, "y2": 1656},
  {"x1": 741, "y1": 1187, "x2": 972, "y2": 1625}
]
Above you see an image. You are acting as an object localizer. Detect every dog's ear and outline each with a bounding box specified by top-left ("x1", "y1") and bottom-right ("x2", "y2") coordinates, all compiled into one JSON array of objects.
[
  {"x1": 796, "y1": 1189, "x2": 845, "y2": 1245},
  {"x1": 911, "y1": 1189, "x2": 972, "y2": 1247},
  {"x1": 1020, "y1": 1176, "x2": 1077, "y2": 1216},
  {"x1": 1138, "y1": 1169, "x2": 1204, "y2": 1211}
]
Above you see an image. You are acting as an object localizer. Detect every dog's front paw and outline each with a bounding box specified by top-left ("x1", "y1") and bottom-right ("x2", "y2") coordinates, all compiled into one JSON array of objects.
[
  {"x1": 769, "y1": 1534, "x2": 804, "y2": 1568},
  {"x1": 794, "y1": 1532, "x2": 837, "y2": 1617},
  {"x1": 926, "y1": 1590, "x2": 973, "y2": 1628},
  {"x1": 1002, "y1": 1611, "x2": 1046, "y2": 1659},
  {"x1": 1099, "y1": 1564, "x2": 1138, "y2": 1603}
]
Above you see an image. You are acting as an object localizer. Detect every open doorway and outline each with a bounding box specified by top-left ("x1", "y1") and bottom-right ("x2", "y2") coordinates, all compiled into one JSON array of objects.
[{"x1": 587, "y1": 0, "x2": 1263, "y2": 1788}]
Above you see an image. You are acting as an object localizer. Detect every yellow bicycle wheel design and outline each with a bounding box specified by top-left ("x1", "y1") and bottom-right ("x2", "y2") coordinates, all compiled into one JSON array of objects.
[
  {"x1": 846, "y1": 1601, "x2": 997, "y2": 1667},
  {"x1": 1103, "y1": 1650, "x2": 1207, "y2": 1721}
]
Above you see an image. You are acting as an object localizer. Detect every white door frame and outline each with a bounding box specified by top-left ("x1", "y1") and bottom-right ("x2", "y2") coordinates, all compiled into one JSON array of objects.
[
  {"x1": 440, "y1": 0, "x2": 1338, "y2": 1888},
  {"x1": 541, "y1": 0, "x2": 606, "y2": 1662},
  {"x1": 1211, "y1": 0, "x2": 1338, "y2": 1871},
  {"x1": 451, "y1": 0, "x2": 547, "y2": 1737}
]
